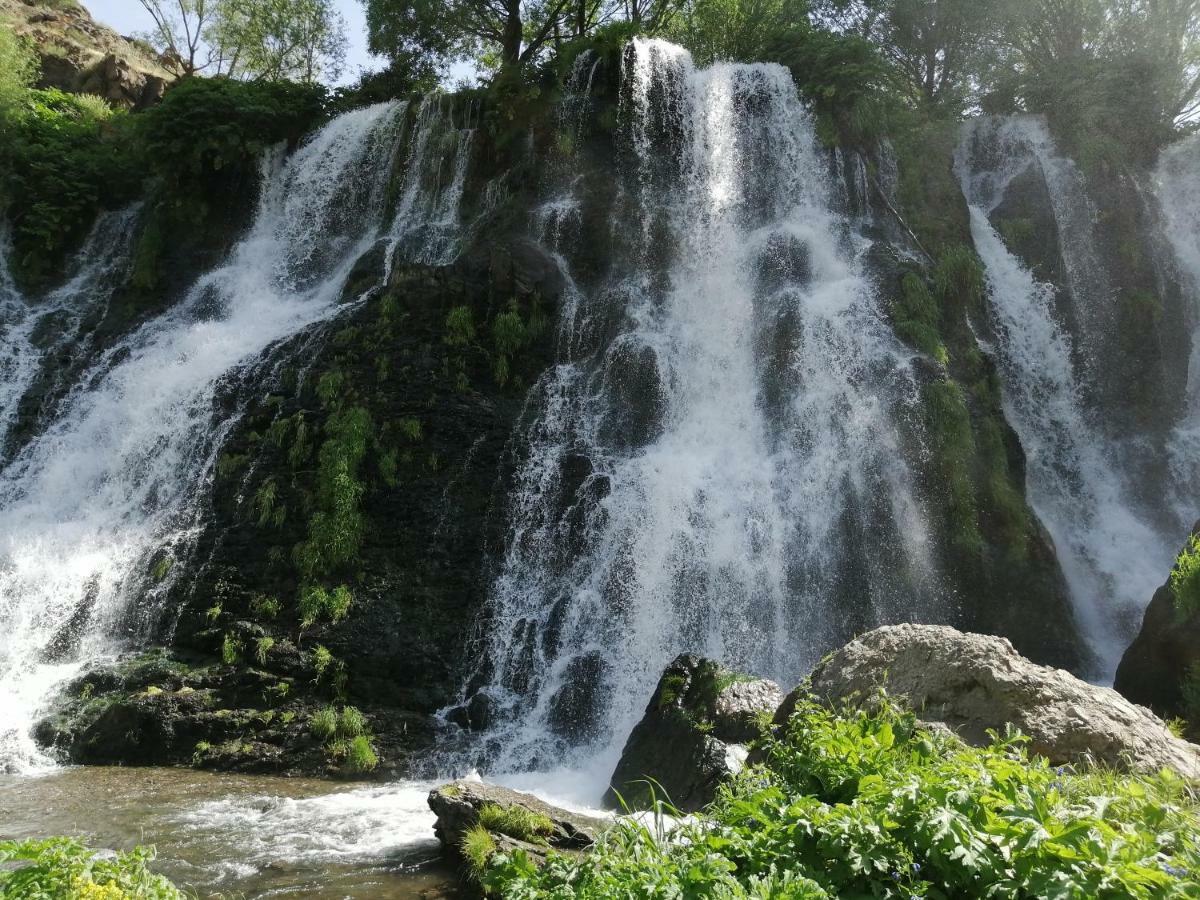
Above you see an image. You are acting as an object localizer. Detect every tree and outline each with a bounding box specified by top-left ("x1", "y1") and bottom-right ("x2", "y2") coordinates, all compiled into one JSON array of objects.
[
  {"x1": 138, "y1": 0, "x2": 221, "y2": 77},
  {"x1": 668, "y1": 0, "x2": 810, "y2": 65},
  {"x1": 364, "y1": 0, "x2": 577, "y2": 78},
  {"x1": 621, "y1": 0, "x2": 686, "y2": 29},
  {"x1": 814, "y1": 0, "x2": 1009, "y2": 110},
  {"x1": 209, "y1": 0, "x2": 348, "y2": 83},
  {"x1": 999, "y1": 0, "x2": 1200, "y2": 153}
]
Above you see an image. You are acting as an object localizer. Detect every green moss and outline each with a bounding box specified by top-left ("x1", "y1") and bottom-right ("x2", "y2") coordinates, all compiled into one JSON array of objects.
[
  {"x1": 923, "y1": 380, "x2": 982, "y2": 557},
  {"x1": 150, "y1": 554, "x2": 174, "y2": 583},
  {"x1": 893, "y1": 272, "x2": 948, "y2": 365}
]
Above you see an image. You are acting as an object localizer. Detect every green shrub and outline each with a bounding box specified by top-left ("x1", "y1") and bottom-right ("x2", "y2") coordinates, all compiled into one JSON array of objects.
[
  {"x1": 490, "y1": 696, "x2": 1200, "y2": 898},
  {"x1": 137, "y1": 77, "x2": 327, "y2": 193},
  {"x1": 343, "y1": 734, "x2": 378, "y2": 773},
  {"x1": 0, "y1": 837, "x2": 184, "y2": 898},
  {"x1": 445, "y1": 306, "x2": 476, "y2": 347},
  {"x1": 221, "y1": 632, "x2": 241, "y2": 665},
  {"x1": 254, "y1": 636, "x2": 274, "y2": 665},
  {"x1": 311, "y1": 644, "x2": 333, "y2": 677},
  {"x1": 1170, "y1": 535, "x2": 1200, "y2": 619},
  {"x1": 309, "y1": 706, "x2": 337, "y2": 741},
  {"x1": 299, "y1": 584, "x2": 328, "y2": 628},
  {"x1": 0, "y1": 89, "x2": 142, "y2": 287},
  {"x1": 461, "y1": 825, "x2": 497, "y2": 881},
  {"x1": 295, "y1": 407, "x2": 371, "y2": 578},
  {"x1": 477, "y1": 803, "x2": 555, "y2": 844},
  {"x1": 338, "y1": 705, "x2": 365, "y2": 738},
  {"x1": 0, "y1": 25, "x2": 36, "y2": 112},
  {"x1": 250, "y1": 593, "x2": 281, "y2": 620}
]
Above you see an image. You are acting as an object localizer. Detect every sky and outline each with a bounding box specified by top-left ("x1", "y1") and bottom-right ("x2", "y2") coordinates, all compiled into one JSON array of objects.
[{"x1": 84, "y1": 0, "x2": 384, "y2": 85}]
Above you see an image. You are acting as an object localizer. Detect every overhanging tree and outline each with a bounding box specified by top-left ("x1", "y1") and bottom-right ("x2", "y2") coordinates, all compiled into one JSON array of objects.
[{"x1": 363, "y1": 0, "x2": 578, "y2": 78}]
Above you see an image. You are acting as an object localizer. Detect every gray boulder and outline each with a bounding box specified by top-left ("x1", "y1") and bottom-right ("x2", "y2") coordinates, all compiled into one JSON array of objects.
[
  {"x1": 603, "y1": 655, "x2": 784, "y2": 812},
  {"x1": 786, "y1": 624, "x2": 1200, "y2": 780},
  {"x1": 428, "y1": 780, "x2": 608, "y2": 872}
]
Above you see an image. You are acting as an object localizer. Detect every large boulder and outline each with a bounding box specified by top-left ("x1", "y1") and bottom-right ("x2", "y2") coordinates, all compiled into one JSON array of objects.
[
  {"x1": 1115, "y1": 523, "x2": 1200, "y2": 729},
  {"x1": 785, "y1": 624, "x2": 1200, "y2": 780},
  {"x1": 603, "y1": 655, "x2": 784, "y2": 812}
]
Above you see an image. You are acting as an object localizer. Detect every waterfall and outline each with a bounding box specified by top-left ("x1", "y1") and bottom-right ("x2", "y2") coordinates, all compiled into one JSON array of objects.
[
  {"x1": 469, "y1": 39, "x2": 939, "y2": 781},
  {"x1": 1154, "y1": 135, "x2": 1200, "y2": 526},
  {"x1": 957, "y1": 116, "x2": 1174, "y2": 678},
  {"x1": 0, "y1": 208, "x2": 141, "y2": 458},
  {"x1": 0, "y1": 101, "x2": 408, "y2": 773}
]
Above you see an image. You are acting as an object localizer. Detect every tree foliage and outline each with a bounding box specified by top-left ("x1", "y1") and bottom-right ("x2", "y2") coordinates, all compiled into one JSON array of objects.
[{"x1": 139, "y1": 0, "x2": 347, "y2": 82}]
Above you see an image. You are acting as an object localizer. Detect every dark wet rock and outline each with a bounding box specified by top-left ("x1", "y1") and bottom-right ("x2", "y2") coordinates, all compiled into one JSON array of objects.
[
  {"x1": 603, "y1": 655, "x2": 783, "y2": 812},
  {"x1": 1116, "y1": 523, "x2": 1200, "y2": 730},
  {"x1": 546, "y1": 653, "x2": 609, "y2": 743},
  {"x1": 794, "y1": 624, "x2": 1200, "y2": 779}
]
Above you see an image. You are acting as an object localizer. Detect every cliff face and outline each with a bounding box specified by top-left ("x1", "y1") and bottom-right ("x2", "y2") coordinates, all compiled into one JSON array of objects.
[
  {"x1": 2, "y1": 0, "x2": 170, "y2": 108},
  {"x1": 10, "y1": 45, "x2": 1196, "y2": 776}
]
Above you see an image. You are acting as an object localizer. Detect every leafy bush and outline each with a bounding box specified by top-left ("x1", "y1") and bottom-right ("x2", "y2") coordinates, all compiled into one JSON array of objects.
[
  {"x1": 0, "y1": 837, "x2": 183, "y2": 898},
  {"x1": 137, "y1": 77, "x2": 327, "y2": 193},
  {"x1": 1170, "y1": 534, "x2": 1200, "y2": 619},
  {"x1": 0, "y1": 24, "x2": 36, "y2": 112},
  {"x1": 343, "y1": 734, "x2": 378, "y2": 773},
  {"x1": 0, "y1": 89, "x2": 142, "y2": 287},
  {"x1": 338, "y1": 705, "x2": 366, "y2": 738},
  {"x1": 310, "y1": 706, "x2": 338, "y2": 741},
  {"x1": 311, "y1": 644, "x2": 333, "y2": 677},
  {"x1": 490, "y1": 697, "x2": 1200, "y2": 898},
  {"x1": 295, "y1": 407, "x2": 372, "y2": 578}
]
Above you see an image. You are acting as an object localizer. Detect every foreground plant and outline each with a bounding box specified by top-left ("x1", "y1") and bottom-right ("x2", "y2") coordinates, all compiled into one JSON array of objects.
[
  {"x1": 0, "y1": 837, "x2": 184, "y2": 899},
  {"x1": 489, "y1": 697, "x2": 1200, "y2": 898}
]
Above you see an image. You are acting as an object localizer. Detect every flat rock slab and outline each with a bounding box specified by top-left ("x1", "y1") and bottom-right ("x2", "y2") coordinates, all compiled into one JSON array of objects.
[
  {"x1": 790, "y1": 624, "x2": 1200, "y2": 780},
  {"x1": 428, "y1": 780, "x2": 609, "y2": 852}
]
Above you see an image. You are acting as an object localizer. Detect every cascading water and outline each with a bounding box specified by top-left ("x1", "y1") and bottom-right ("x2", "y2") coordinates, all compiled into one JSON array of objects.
[
  {"x1": 468, "y1": 39, "x2": 940, "y2": 785},
  {"x1": 0, "y1": 101, "x2": 409, "y2": 773},
  {"x1": 0, "y1": 208, "x2": 141, "y2": 457},
  {"x1": 387, "y1": 95, "x2": 477, "y2": 267},
  {"x1": 1153, "y1": 135, "x2": 1200, "y2": 526},
  {"x1": 957, "y1": 116, "x2": 1176, "y2": 677}
]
